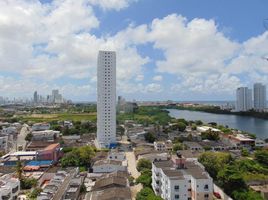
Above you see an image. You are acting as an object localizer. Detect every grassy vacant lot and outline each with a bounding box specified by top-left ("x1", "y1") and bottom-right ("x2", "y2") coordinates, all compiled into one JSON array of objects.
[{"x1": 19, "y1": 113, "x2": 97, "y2": 123}]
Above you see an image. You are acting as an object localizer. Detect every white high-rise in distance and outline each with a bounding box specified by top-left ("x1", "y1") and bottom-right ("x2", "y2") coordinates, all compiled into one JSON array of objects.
[
  {"x1": 254, "y1": 83, "x2": 266, "y2": 111},
  {"x1": 97, "y1": 51, "x2": 116, "y2": 148},
  {"x1": 236, "y1": 87, "x2": 252, "y2": 111}
]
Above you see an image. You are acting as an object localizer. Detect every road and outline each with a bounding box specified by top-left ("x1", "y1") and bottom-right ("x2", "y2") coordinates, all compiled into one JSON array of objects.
[{"x1": 126, "y1": 151, "x2": 142, "y2": 200}]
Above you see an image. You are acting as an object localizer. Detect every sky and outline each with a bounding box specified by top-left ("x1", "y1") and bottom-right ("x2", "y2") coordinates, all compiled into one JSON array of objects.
[{"x1": 1, "y1": 0, "x2": 268, "y2": 101}]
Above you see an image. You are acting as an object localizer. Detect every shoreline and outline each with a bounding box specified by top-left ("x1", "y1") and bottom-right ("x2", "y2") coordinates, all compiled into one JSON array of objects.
[
  {"x1": 165, "y1": 108, "x2": 267, "y2": 140},
  {"x1": 163, "y1": 105, "x2": 268, "y2": 120}
]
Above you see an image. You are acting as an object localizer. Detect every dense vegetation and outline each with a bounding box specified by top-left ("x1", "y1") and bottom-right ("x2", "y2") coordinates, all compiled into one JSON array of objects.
[
  {"x1": 60, "y1": 146, "x2": 95, "y2": 168},
  {"x1": 199, "y1": 151, "x2": 268, "y2": 200},
  {"x1": 117, "y1": 106, "x2": 172, "y2": 125},
  {"x1": 136, "y1": 159, "x2": 163, "y2": 200},
  {"x1": 52, "y1": 121, "x2": 97, "y2": 135}
]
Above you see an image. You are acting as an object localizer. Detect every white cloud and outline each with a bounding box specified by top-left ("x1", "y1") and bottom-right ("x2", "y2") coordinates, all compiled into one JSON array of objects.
[
  {"x1": 148, "y1": 14, "x2": 240, "y2": 76},
  {"x1": 144, "y1": 83, "x2": 163, "y2": 93},
  {"x1": 1, "y1": 1, "x2": 268, "y2": 100},
  {"x1": 153, "y1": 75, "x2": 163, "y2": 81},
  {"x1": 88, "y1": 0, "x2": 137, "y2": 11}
]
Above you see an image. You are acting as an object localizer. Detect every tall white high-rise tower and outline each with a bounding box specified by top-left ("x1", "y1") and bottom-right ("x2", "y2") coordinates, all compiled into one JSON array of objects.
[
  {"x1": 97, "y1": 51, "x2": 116, "y2": 148},
  {"x1": 254, "y1": 83, "x2": 266, "y2": 111},
  {"x1": 236, "y1": 87, "x2": 252, "y2": 111}
]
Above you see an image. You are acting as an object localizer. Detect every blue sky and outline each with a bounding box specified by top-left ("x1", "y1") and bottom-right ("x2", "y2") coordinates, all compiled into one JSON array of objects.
[{"x1": 0, "y1": 0, "x2": 268, "y2": 101}]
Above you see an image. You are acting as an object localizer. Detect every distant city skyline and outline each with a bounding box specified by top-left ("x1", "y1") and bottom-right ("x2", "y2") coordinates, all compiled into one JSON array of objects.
[{"x1": 0, "y1": 0, "x2": 268, "y2": 101}]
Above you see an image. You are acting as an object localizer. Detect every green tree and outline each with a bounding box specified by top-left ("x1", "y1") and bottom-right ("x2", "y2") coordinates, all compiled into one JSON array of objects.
[
  {"x1": 21, "y1": 178, "x2": 38, "y2": 189},
  {"x1": 25, "y1": 133, "x2": 33, "y2": 141},
  {"x1": 136, "y1": 169, "x2": 152, "y2": 187},
  {"x1": 60, "y1": 146, "x2": 95, "y2": 168},
  {"x1": 232, "y1": 189, "x2": 264, "y2": 200},
  {"x1": 137, "y1": 159, "x2": 152, "y2": 172},
  {"x1": 15, "y1": 161, "x2": 23, "y2": 181},
  {"x1": 195, "y1": 120, "x2": 203, "y2": 125},
  {"x1": 136, "y1": 187, "x2": 163, "y2": 200},
  {"x1": 173, "y1": 143, "x2": 183, "y2": 152},
  {"x1": 255, "y1": 150, "x2": 268, "y2": 166},
  {"x1": 198, "y1": 152, "x2": 233, "y2": 179},
  {"x1": 241, "y1": 148, "x2": 249, "y2": 157},
  {"x1": 177, "y1": 118, "x2": 189, "y2": 125},
  {"x1": 191, "y1": 124, "x2": 197, "y2": 130},
  {"x1": 78, "y1": 145, "x2": 95, "y2": 166},
  {"x1": 144, "y1": 132, "x2": 156, "y2": 143},
  {"x1": 172, "y1": 122, "x2": 186, "y2": 132},
  {"x1": 27, "y1": 188, "x2": 42, "y2": 199},
  {"x1": 201, "y1": 129, "x2": 220, "y2": 141},
  {"x1": 217, "y1": 165, "x2": 246, "y2": 194}
]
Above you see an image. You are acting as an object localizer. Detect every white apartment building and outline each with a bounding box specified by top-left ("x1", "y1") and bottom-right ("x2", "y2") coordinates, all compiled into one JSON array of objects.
[
  {"x1": 254, "y1": 83, "x2": 266, "y2": 111},
  {"x1": 152, "y1": 157, "x2": 213, "y2": 200},
  {"x1": 236, "y1": 87, "x2": 253, "y2": 111},
  {"x1": 97, "y1": 51, "x2": 116, "y2": 148},
  {"x1": 0, "y1": 175, "x2": 20, "y2": 200}
]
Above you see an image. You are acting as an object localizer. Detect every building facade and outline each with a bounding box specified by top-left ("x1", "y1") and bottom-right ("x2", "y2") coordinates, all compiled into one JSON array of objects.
[
  {"x1": 152, "y1": 158, "x2": 213, "y2": 200},
  {"x1": 253, "y1": 83, "x2": 266, "y2": 111},
  {"x1": 97, "y1": 51, "x2": 116, "y2": 148},
  {"x1": 0, "y1": 175, "x2": 20, "y2": 200},
  {"x1": 236, "y1": 87, "x2": 252, "y2": 111}
]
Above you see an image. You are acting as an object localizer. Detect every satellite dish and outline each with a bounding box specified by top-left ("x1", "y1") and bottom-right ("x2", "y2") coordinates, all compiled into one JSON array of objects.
[{"x1": 263, "y1": 19, "x2": 268, "y2": 30}]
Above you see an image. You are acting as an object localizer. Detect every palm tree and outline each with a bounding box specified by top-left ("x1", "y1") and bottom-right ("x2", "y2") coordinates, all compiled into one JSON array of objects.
[{"x1": 15, "y1": 160, "x2": 23, "y2": 181}]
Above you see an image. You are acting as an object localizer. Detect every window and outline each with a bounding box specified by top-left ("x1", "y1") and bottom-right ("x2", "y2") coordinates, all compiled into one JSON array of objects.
[
  {"x1": 175, "y1": 195, "x2": 179, "y2": 199},
  {"x1": 174, "y1": 185, "x2": 179, "y2": 190},
  {"x1": 204, "y1": 194, "x2": 209, "y2": 198},
  {"x1": 204, "y1": 184, "x2": 209, "y2": 190}
]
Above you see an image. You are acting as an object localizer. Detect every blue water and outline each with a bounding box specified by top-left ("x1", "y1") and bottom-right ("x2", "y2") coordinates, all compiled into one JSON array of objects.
[{"x1": 167, "y1": 109, "x2": 268, "y2": 139}]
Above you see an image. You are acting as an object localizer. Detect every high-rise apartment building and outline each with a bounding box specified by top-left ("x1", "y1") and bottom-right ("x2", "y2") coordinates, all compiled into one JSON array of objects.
[
  {"x1": 236, "y1": 87, "x2": 252, "y2": 111},
  {"x1": 253, "y1": 83, "x2": 266, "y2": 111},
  {"x1": 33, "y1": 91, "x2": 38, "y2": 103},
  {"x1": 97, "y1": 51, "x2": 116, "y2": 148}
]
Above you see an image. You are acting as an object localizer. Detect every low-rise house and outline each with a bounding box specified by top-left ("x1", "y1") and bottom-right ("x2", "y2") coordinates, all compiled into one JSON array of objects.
[
  {"x1": 37, "y1": 143, "x2": 62, "y2": 163},
  {"x1": 152, "y1": 156, "x2": 213, "y2": 200},
  {"x1": 154, "y1": 141, "x2": 166, "y2": 151},
  {"x1": 183, "y1": 141, "x2": 204, "y2": 151},
  {"x1": 197, "y1": 126, "x2": 221, "y2": 133},
  {"x1": 221, "y1": 134, "x2": 255, "y2": 148},
  {"x1": 176, "y1": 150, "x2": 201, "y2": 161},
  {"x1": 1, "y1": 126, "x2": 18, "y2": 135},
  {"x1": 37, "y1": 168, "x2": 79, "y2": 200},
  {"x1": 0, "y1": 174, "x2": 20, "y2": 200},
  {"x1": 89, "y1": 170, "x2": 131, "y2": 200},
  {"x1": 63, "y1": 176, "x2": 83, "y2": 200},
  {"x1": 154, "y1": 141, "x2": 173, "y2": 151},
  {"x1": 92, "y1": 160, "x2": 127, "y2": 173},
  {"x1": 32, "y1": 130, "x2": 59, "y2": 141},
  {"x1": 32, "y1": 123, "x2": 51, "y2": 131},
  {"x1": 89, "y1": 187, "x2": 131, "y2": 200},
  {"x1": 199, "y1": 140, "x2": 236, "y2": 151},
  {"x1": 108, "y1": 150, "x2": 126, "y2": 161},
  {"x1": 26, "y1": 141, "x2": 57, "y2": 151},
  {"x1": 139, "y1": 152, "x2": 170, "y2": 162},
  {"x1": 255, "y1": 139, "x2": 268, "y2": 148}
]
